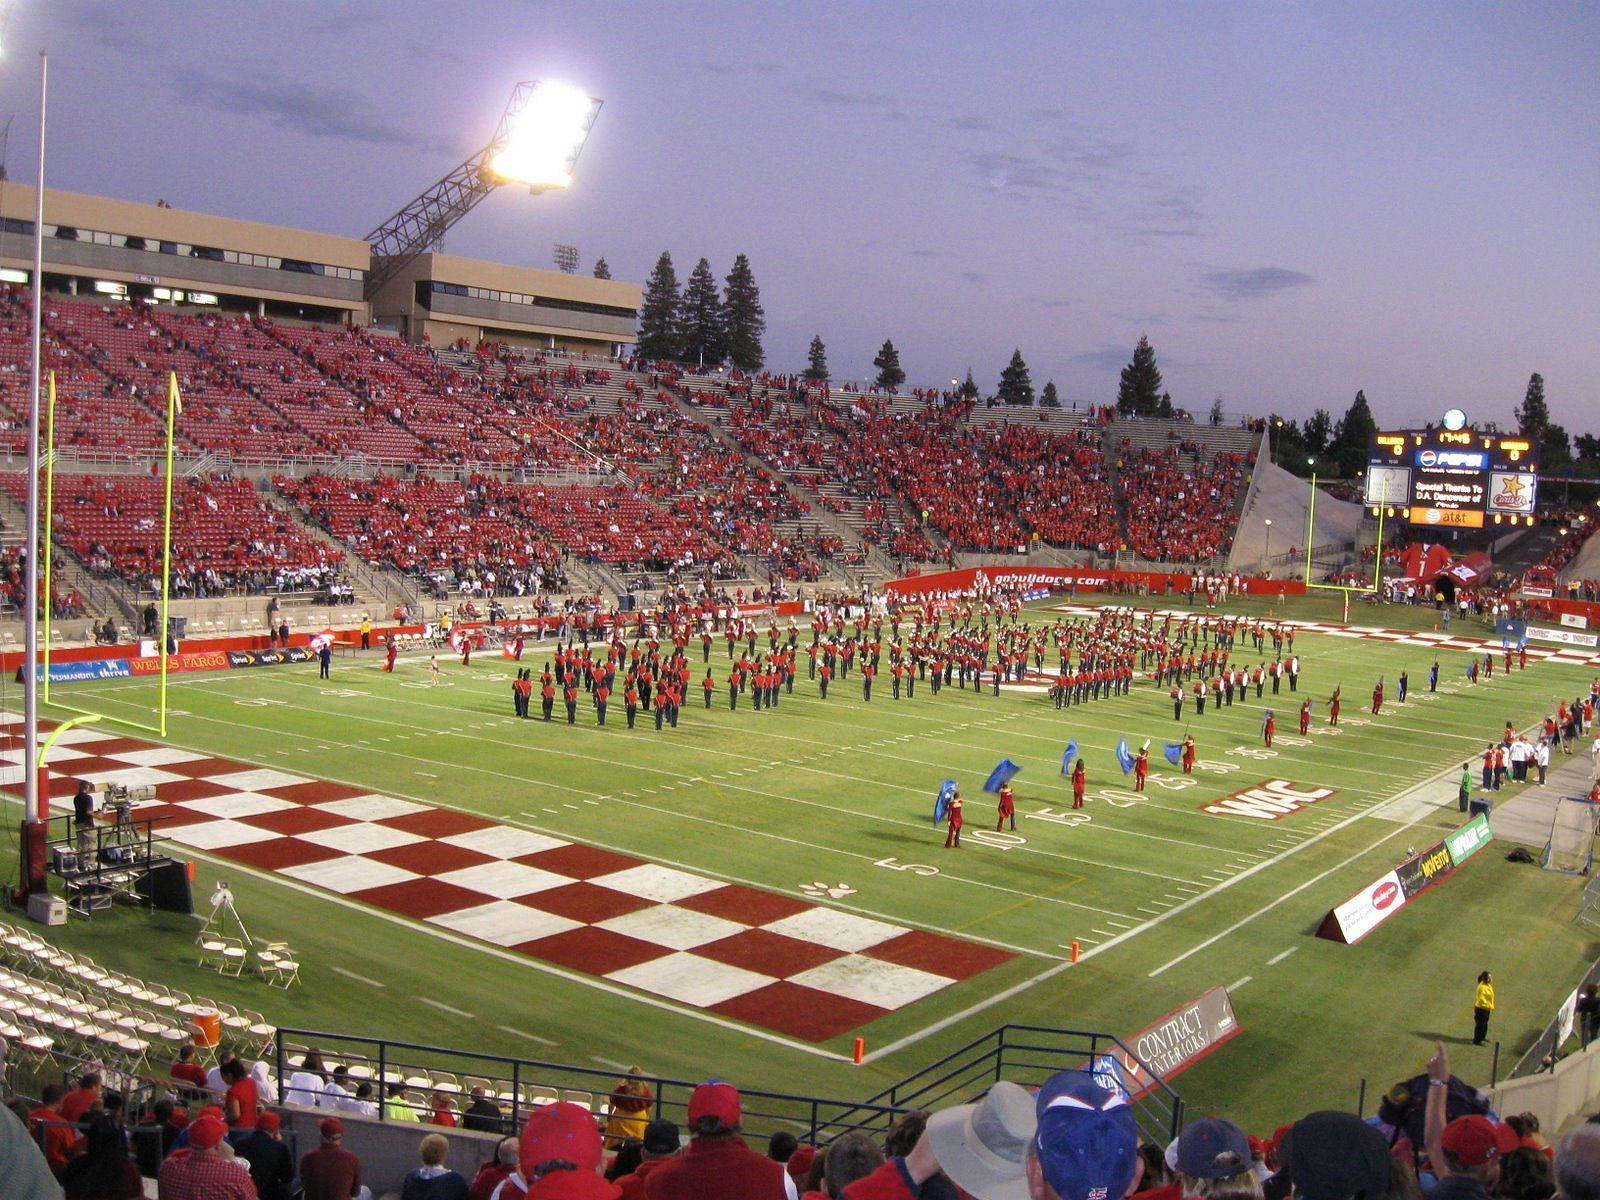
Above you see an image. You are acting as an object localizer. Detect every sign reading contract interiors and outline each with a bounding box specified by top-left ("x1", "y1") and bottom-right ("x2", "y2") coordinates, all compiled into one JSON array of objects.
[
  {"x1": 1092, "y1": 985, "x2": 1241, "y2": 1099},
  {"x1": 1318, "y1": 815, "x2": 1492, "y2": 944}
]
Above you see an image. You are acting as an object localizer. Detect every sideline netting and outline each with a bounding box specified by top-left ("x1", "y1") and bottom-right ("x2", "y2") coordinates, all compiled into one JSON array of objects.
[
  {"x1": 1545, "y1": 796, "x2": 1599, "y2": 875},
  {"x1": 40, "y1": 370, "x2": 181, "y2": 738}
]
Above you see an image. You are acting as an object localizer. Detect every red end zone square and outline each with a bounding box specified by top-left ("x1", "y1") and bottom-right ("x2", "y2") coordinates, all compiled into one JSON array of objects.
[
  {"x1": 519, "y1": 844, "x2": 644, "y2": 879},
  {"x1": 238, "y1": 807, "x2": 353, "y2": 836},
  {"x1": 152, "y1": 778, "x2": 235, "y2": 804},
  {"x1": 695, "y1": 929, "x2": 841, "y2": 977},
  {"x1": 514, "y1": 927, "x2": 665, "y2": 976},
  {"x1": 675, "y1": 885, "x2": 810, "y2": 926},
  {"x1": 217, "y1": 838, "x2": 344, "y2": 873},
  {"x1": 348, "y1": 877, "x2": 490, "y2": 920},
  {"x1": 161, "y1": 757, "x2": 258, "y2": 780},
  {"x1": 364, "y1": 841, "x2": 495, "y2": 877},
  {"x1": 863, "y1": 930, "x2": 1014, "y2": 980},
  {"x1": 263, "y1": 781, "x2": 372, "y2": 806},
  {"x1": 520, "y1": 882, "x2": 655, "y2": 924},
  {"x1": 379, "y1": 809, "x2": 496, "y2": 839},
  {"x1": 710, "y1": 982, "x2": 888, "y2": 1042}
]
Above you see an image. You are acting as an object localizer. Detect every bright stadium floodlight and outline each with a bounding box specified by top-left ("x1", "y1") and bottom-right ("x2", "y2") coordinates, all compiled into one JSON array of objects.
[
  {"x1": 364, "y1": 78, "x2": 603, "y2": 301},
  {"x1": 490, "y1": 81, "x2": 600, "y2": 190}
]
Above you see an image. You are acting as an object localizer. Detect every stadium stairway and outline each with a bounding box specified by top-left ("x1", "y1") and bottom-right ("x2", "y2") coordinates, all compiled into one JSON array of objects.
[
  {"x1": 1227, "y1": 458, "x2": 1363, "y2": 576},
  {"x1": 1491, "y1": 525, "x2": 1565, "y2": 581},
  {"x1": 1564, "y1": 526, "x2": 1600, "y2": 584}
]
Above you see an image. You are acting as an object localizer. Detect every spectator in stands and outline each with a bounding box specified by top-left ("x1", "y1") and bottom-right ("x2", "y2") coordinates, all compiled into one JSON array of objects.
[
  {"x1": 1173, "y1": 1118, "x2": 1260, "y2": 1198},
  {"x1": 1277, "y1": 1111, "x2": 1389, "y2": 1200},
  {"x1": 840, "y1": 1071, "x2": 1135, "y2": 1200},
  {"x1": 0, "y1": 1102, "x2": 62, "y2": 1200},
  {"x1": 172, "y1": 1045, "x2": 209, "y2": 1096},
  {"x1": 1425, "y1": 1043, "x2": 1517, "y2": 1199},
  {"x1": 816, "y1": 1132, "x2": 884, "y2": 1198},
  {"x1": 468, "y1": 1137, "x2": 519, "y2": 1200},
  {"x1": 236, "y1": 1111, "x2": 293, "y2": 1200},
  {"x1": 770, "y1": 1133, "x2": 800, "y2": 1166},
  {"x1": 401, "y1": 1133, "x2": 470, "y2": 1200},
  {"x1": 463, "y1": 1086, "x2": 505, "y2": 1134},
  {"x1": 59, "y1": 1072, "x2": 102, "y2": 1125},
  {"x1": 158, "y1": 1114, "x2": 255, "y2": 1200},
  {"x1": 28, "y1": 1082, "x2": 75, "y2": 1177},
  {"x1": 285, "y1": 1052, "x2": 328, "y2": 1107},
  {"x1": 497, "y1": 1100, "x2": 617, "y2": 1199},
  {"x1": 222, "y1": 1058, "x2": 260, "y2": 1131},
  {"x1": 1494, "y1": 1147, "x2": 1555, "y2": 1200},
  {"x1": 60, "y1": 1114, "x2": 142, "y2": 1200},
  {"x1": 431, "y1": 1090, "x2": 460, "y2": 1127},
  {"x1": 640, "y1": 1081, "x2": 791, "y2": 1199},
  {"x1": 605, "y1": 1068, "x2": 653, "y2": 1148},
  {"x1": 386, "y1": 1083, "x2": 422, "y2": 1123},
  {"x1": 300, "y1": 1117, "x2": 367, "y2": 1200},
  {"x1": 1557, "y1": 1126, "x2": 1600, "y2": 1200},
  {"x1": 614, "y1": 1120, "x2": 680, "y2": 1199}
]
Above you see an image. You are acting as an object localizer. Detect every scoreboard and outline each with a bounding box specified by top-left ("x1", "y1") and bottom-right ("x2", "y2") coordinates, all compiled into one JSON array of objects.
[{"x1": 1366, "y1": 420, "x2": 1538, "y2": 529}]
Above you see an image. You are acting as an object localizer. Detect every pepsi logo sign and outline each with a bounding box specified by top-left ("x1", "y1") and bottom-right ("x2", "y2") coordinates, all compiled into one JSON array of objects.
[
  {"x1": 1416, "y1": 448, "x2": 1487, "y2": 469},
  {"x1": 1371, "y1": 880, "x2": 1400, "y2": 909}
]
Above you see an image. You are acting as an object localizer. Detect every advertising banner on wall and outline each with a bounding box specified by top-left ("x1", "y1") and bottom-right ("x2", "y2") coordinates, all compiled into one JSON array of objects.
[
  {"x1": 1319, "y1": 816, "x2": 1492, "y2": 944},
  {"x1": 1096, "y1": 985, "x2": 1242, "y2": 1098}
]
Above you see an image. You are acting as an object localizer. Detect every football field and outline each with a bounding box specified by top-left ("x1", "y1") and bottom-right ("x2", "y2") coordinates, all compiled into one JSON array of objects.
[{"x1": 6, "y1": 594, "x2": 1597, "y2": 1131}]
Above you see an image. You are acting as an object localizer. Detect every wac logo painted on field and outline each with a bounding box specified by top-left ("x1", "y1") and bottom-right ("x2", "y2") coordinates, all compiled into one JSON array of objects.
[{"x1": 1201, "y1": 779, "x2": 1337, "y2": 820}]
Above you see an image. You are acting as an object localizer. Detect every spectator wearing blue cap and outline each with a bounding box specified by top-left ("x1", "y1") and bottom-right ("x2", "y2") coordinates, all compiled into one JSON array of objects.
[
  {"x1": 840, "y1": 1070, "x2": 1139, "y2": 1200},
  {"x1": 1170, "y1": 1119, "x2": 1260, "y2": 1199}
]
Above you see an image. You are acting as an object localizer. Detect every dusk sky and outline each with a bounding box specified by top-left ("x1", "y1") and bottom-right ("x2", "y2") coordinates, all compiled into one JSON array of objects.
[{"x1": 2, "y1": 2, "x2": 1595, "y2": 431}]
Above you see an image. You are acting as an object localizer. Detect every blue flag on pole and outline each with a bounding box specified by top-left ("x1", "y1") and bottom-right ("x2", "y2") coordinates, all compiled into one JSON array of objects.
[
  {"x1": 933, "y1": 779, "x2": 958, "y2": 824},
  {"x1": 1060, "y1": 741, "x2": 1079, "y2": 774},
  {"x1": 984, "y1": 758, "x2": 1022, "y2": 793},
  {"x1": 1163, "y1": 742, "x2": 1183, "y2": 766},
  {"x1": 1116, "y1": 738, "x2": 1134, "y2": 775}
]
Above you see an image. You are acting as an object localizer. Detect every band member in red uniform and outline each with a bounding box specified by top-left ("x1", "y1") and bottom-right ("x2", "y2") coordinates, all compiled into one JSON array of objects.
[
  {"x1": 702, "y1": 669, "x2": 715, "y2": 709},
  {"x1": 383, "y1": 636, "x2": 398, "y2": 672},
  {"x1": 1263, "y1": 709, "x2": 1275, "y2": 747},
  {"x1": 1329, "y1": 685, "x2": 1341, "y2": 726},
  {"x1": 594, "y1": 681, "x2": 610, "y2": 726},
  {"x1": 944, "y1": 791, "x2": 963, "y2": 848},
  {"x1": 996, "y1": 782, "x2": 1015, "y2": 831},
  {"x1": 727, "y1": 668, "x2": 740, "y2": 710},
  {"x1": 1298, "y1": 698, "x2": 1311, "y2": 736},
  {"x1": 1072, "y1": 759, "x2": 1087, "y2": 808},
  {"x1": 564, "y1": 681, "x2": 579, "y2": 725},
  {"x1": 624, "y1": 680, "x2": 639, "y2": 729},
  {"x1": 1180, "y1": 734, "x2": 1196, "y2": 774},
  {"x1": 1133, "y1": 746, "x2": 1149, "y2": 791},
  {"x1": 541, "y1": 675, "x2": 555, "y2": 721},
  {"x1": 1371, "y1": 678, "x2": 1384, "y2": 715}
]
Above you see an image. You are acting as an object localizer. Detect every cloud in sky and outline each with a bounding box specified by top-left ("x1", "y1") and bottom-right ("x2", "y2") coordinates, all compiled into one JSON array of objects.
[
  {"x1": 179, "y1": 73, "x2": 455, "y2": 157},
  {"x1": 1201, "y1": 267, "x2": 1316, "y2": 301}
]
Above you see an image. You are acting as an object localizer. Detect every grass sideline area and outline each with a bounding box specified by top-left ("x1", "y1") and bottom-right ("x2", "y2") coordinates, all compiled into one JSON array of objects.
[{"x1": 3, "y1": 592, "x2": 1596, "y2": 1133}]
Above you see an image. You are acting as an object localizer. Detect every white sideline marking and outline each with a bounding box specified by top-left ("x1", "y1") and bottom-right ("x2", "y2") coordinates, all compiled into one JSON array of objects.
[
  {"x1": 418, "y1": 997, "x2": 475, "y2": 1018},
  {"x1": 497, "y1": 1025, "x2": 556, "y2": 1047},
  {"x1": 1228, "y1": 976, "x2": 1253, "y2": 991},
  {"x1": 1267, "y1": 947, "x2": 1298, "y2": 966},
  {"x1": 591, "y1": 1055, "x2": 634, "y2": 1072},
  {"x1": 331, "y1": 966, "x2": 385, "y2": 988}
]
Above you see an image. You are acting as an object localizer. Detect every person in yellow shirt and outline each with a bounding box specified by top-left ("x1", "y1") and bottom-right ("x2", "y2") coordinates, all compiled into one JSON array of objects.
[
  {"x1": 384, "y1": 1083, "x2": 422, "y2": 1122},
  {"x1": 359, "y1": 616, "x2": 372, "y2": 651},
  {"x1": 1473, "y1": 970, "x2": 1496, "y2": 1045}
]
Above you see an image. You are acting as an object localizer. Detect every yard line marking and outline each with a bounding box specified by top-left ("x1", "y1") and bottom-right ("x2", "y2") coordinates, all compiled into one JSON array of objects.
[
  {"x1": 562, "y1": 803, "x2": 579, "y2": 810},
  {"x1": 1229, "y1": 975, "x2": 1253, "y2": 991},
  {"x1": 416, "y1": 997, "x2": 474, "y2": 1018},
  {"x1": 415, "y1": 771, "x2": 438, "y2": 778},
  {"x1": 331, "y1": 966, "x2": 385, "y2": 988},
  {"x1": 1267, "y1": 947, "x2": 1298, "y2": 966},
  {"x1": 497, "y1": 1025, "x2": 557, "y2": 1046},
  {"x1": 591, "y1": 1055, "x2": 634, "y2": 1073}
]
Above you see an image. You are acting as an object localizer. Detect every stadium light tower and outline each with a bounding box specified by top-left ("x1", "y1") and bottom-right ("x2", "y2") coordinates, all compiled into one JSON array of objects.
[{"x1": 363, "y1": 80, "x2": 601, "y2": 301}]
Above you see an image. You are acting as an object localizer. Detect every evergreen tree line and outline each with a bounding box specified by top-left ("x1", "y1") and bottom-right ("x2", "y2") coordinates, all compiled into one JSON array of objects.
[{"x1": 636, "y1": 251, "x2": 766, "y2": 370}]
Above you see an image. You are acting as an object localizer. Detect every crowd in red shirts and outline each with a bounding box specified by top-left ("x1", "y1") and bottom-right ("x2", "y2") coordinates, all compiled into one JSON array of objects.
[{"x1": 1119, "y1": 444, "x2": 1250, "y2": 561}]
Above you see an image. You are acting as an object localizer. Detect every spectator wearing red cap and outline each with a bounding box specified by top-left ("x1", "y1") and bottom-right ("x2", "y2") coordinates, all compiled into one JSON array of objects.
[
  {"x1": 642, "y1": 1081, "x2": 795, "y2": 1199},
  {"x1": 492, "y1": 1100, "x2": 618, "y2": 1200},
  {"x1": 158, "y1": 1115, "x2": 257, "y2": 1199},
  {"x1": 1424, "y1": 1041, "x2": 1517, "y2": 1200},
  {"x1": 300, "y1": 1117, "x2": 366, "y2": 1200},
  {"x1": 236, "y1": 1112, "x2": 294, "y2": 1200}
]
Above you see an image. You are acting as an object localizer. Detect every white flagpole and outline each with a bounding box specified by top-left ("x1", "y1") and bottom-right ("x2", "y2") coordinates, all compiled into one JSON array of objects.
[{"x1": 23, "y1": 51, "x2": 48, "y2": 823}]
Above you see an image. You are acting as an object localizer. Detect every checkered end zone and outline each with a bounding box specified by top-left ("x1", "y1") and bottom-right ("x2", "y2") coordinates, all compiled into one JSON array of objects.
[{"x1": 0, "y1": 717, "x2": 1011, "y2": 1041}]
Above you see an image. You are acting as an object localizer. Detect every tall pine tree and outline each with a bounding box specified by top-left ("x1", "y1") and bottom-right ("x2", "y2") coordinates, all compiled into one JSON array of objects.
[
  {"x1": 678, "y1": 257, "x2": 726, "y2": 367},
  {"x1": 1116, "y1": 335, "x2": 1164, "y2": 416},
  {"x1": 592, "y1": 257, "x2": 611, "y2": 279},
  {"x1": 873, "y1": 340, "x2": 905, "y2": 391},
  {"x1": 996, "y1": 349, "x2": 1035, "y2": 406},
  {"x1": 1515, "y1": 371, "x2": 1570, "y2": 469},
  {"x1": 1040, "y1": 380, "x2": 1060, "y2": 408},
  {"x1": 957, "y1": 370, "x2": 979, "y2": 400},
  {"x1": 722, "y1": 253, "x2": 766, "y2": 371},
  {"x1": 1328, "y1": 389, "x2": 1377, "y2": 477},
  {"x1": 1303, "y1": 408, "x2": 1332, "y2": 456},
  {"x1": 804, "y1": 335, "x2": 829, "y2": 382},
  {"x1": 636, "y1": 252, "x2": 681, "y2": 361}
]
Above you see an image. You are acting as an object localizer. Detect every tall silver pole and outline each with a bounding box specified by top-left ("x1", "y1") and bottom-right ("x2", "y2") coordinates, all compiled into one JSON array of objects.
[{"x1": 23, "y1": 52, "x2": 47, "y2": 822}]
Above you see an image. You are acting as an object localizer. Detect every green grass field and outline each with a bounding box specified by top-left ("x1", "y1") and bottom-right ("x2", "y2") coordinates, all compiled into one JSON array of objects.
[{"x1": 5, "y1": 593, "x2": 1596, "y2": 1133}]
